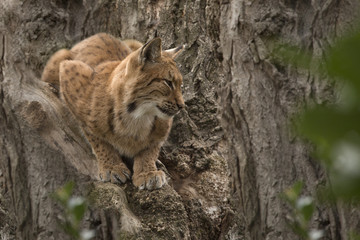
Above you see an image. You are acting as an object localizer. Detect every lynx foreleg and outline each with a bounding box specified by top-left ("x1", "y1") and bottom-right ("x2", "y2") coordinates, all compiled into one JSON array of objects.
[
  {"x1": 132, "y1": 146, "x2": 167, "y2": 190},
  {"x1": 85, "y1": 132, "x2": 131, "y2": 184}
]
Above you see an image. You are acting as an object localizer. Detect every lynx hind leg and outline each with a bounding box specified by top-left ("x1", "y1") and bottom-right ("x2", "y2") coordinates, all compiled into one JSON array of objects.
[
  {"x1": 41, "y1": 49, "x2": 73, "y2": 89},
  {"x1": 59, "y1": 60, "x2": 95, "y2": 120},
  {"x1": 85, "y1": 132, "x2": 131, "y2": 184}
]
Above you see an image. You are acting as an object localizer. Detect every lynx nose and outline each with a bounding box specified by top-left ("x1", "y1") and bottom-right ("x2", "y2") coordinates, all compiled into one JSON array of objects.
[{"x1": 176, "y1": 94, "x2": 185, "y2": 110}]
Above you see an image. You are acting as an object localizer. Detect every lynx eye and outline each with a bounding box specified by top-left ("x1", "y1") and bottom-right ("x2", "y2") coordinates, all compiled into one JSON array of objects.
[{"x1": 164, "y1": 79, "x2": 174, "y2": 89}]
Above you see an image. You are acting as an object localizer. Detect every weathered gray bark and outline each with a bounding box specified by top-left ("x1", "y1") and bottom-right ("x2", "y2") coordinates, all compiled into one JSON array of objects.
[
  {"x1": 0, "y1": 1, "x2": 227, "y2": 239},
  {"x1": 1, "y1": 0, "x2": 360, "y2": 240}
]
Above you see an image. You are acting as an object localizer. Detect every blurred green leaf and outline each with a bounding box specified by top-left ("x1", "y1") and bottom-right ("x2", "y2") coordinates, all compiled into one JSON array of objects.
[
  {"x1": 327, "y1": 30, "x2": 360, "y2": 94},
  {"x1": 53, "y1": 182, "x2": 93, "y2": 240},
  {"x1": 290, "y1": 221, "x2": 309, "y2": 239},
  {"x1": 81, "y1": 229, "x2": 95, "y2": 240},
  {"x1": 309, "y1": 229, "x2": 324, "y2": 240},
  {"x1": 284, "y1": 181, "x2": 304, "y2": 204},
  {"x1": 349, "y1": 231, "x2": 360, "y2": 240},
  {"x1": 330, "y1": 173, "x2": 360, "y2": 201},
  {"x1": 68, "y1": 197, "x2": 87, "y2": 224},
  {"x1": 297, "y1": 107, "x2": 360, "y2": 146},
  {"x1": 296, "y1": 196, "x2": 314, "y2": 223},
  {"x1": 275, "y1": 44, "x2": 312, "y2": 67},
  {"x1": 53, "y1": 181, "x2": 75, "y2": 206},
  {"x1": 271, "y1": 41, "x2": 326, "y2": 76},
  {"x1": 60, "y1": 221, "x2": 80, "y2": 239},
  {"x1": 283, "y1": 182, "x2": 320, "y2": 239}
]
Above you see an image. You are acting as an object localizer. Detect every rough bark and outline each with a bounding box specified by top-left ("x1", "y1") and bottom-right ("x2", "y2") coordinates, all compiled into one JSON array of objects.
[
  {"x1": 1, "y1": 0, "x2": 360, "y2": 240},
  {"x1": 0, "y1": 1, "x2": 227, "y2": 239}
]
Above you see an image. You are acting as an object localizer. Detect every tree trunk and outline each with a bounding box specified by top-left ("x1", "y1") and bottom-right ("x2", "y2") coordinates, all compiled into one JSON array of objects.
[
  {"x1": 0, "y1": 0, "x2": 359, "y2": 240},
  {"x1": 0, "y1": 1, "x2": 227, "y2": 239}
]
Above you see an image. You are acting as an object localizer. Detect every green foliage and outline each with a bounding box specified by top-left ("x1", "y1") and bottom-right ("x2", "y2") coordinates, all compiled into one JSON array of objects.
[
  {"x1": 275, "y1": 23, "x2": 360, "y2": 239},
  {"x1": 349, "y1": 231, "x2": 360, "y2": 240},
  {"x1": 53, "y1": 182, "x2": 95, "y2": 240},
  {"x1": 273, "y1": 43, "x2": 323, "y2": 75},
  {"x1": 274, "y1": 26, "x2": 360, "y2": 202},
  {"x1": 282, "y1": 182, "x2": 323, "y2": 240},
  {"x1": 296, "y1": 28, "x2": 360, "y2": 202},
  {"x1": 326, "y1": 30, "x2": 360, "y2": 93}
]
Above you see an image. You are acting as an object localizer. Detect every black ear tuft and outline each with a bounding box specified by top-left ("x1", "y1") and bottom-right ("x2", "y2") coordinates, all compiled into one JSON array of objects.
[{"x1": 139, "y1": 38, "x2": 162, "y2": 64}]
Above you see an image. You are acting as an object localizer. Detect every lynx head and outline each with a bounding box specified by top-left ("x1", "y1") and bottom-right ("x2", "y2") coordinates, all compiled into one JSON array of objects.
[{"x1": 123, "y1": 38, "x2": 185, "y2": 120}]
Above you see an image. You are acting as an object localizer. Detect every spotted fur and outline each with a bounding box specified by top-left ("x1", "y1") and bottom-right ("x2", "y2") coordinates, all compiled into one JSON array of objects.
[{"x1": 42, "y1": 33, "x2": 185, "y2": 190}]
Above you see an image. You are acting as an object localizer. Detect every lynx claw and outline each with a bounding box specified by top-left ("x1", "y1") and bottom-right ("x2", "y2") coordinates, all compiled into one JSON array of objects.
[
  {"x1": 47, "y1": 83, "x2": 59, "y2": 94},
  {"x1": 133, "y1": 170, "x2": 167, "y2": 190},
  {"x1": 99, "y1": 171, "x2": 110, "y2": 182},
  {"x1": 111, "y1": 168, "x2": 131, "y2": 184},
  {"x1": 122, "y1": 170, "x2": 131, "y2": 179},
  {"x1": 99, "y1": 165, "x2": 131, "y2": 184},
  {"x1": 113, "y1": 173, "x2": 127, "y2": 183}
]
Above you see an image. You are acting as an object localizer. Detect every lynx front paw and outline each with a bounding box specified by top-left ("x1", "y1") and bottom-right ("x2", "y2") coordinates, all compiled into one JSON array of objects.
[
  {"x1": 99, "y1": 164, "x2": 131, "y2": 184},
  {"x1": 132, "y1": 170, "x2": 167, "y2": 190}
]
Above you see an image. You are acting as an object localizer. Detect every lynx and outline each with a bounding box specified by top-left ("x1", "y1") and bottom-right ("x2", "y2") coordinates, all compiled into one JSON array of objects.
[{"x1": 41, "y1": 33, "x2": 185, "y2": 190}]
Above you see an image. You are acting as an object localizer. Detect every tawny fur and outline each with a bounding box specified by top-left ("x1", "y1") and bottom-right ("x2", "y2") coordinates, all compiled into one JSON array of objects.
[
  {"x1": 123, "y1": 39, "x2": 143, "y2": 52},
  {"x1": 42, "y1": 33, "x2": 185, "y2": 190}
]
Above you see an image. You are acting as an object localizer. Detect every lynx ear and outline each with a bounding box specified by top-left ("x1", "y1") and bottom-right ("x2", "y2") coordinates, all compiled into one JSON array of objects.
[
  {"x1": 139, "y1": 38, "x2": 162, "y2": 64},
  {"x1": 164, "y1": 45, "x2": 185, "y2": 59}
]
